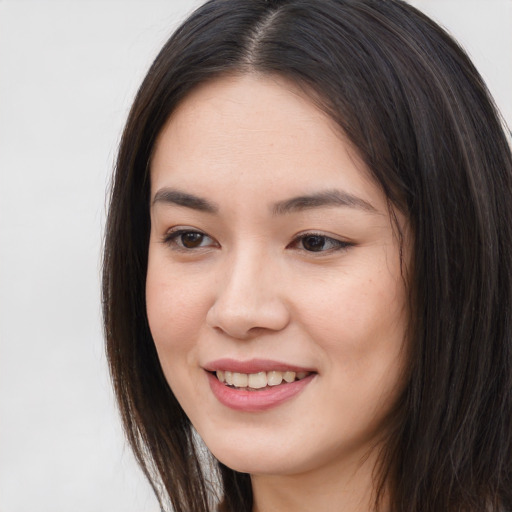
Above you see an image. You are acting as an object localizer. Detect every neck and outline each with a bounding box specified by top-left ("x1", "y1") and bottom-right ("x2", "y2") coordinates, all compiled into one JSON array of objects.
[{"x1": 250, "y1": 448, "x2": 388, "y2": 512}]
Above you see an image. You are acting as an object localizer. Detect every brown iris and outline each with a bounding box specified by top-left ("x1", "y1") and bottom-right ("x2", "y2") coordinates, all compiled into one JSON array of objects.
[
  {"x1": 180, "y1": 232, "x2": 204, "y2": 248},
  {"x1": 302, "y1": 235, "x2": 327, "y2": 252}
]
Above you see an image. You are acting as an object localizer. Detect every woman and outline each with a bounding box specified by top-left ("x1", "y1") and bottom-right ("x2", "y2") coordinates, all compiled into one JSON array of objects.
[{"x1": 102, "y1": 0, "x2": 512, "y2": 511}]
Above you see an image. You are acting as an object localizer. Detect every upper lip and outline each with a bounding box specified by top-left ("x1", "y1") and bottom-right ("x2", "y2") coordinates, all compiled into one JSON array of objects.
[{"x1": 203, "y1": 358, "x2": 316, "y2": 374}]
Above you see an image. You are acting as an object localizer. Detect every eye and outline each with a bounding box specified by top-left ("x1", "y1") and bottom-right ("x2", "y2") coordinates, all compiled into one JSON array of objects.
[
  {"x1": 289, "y1": 233, "x2": 351, "y2": 253},
  {"x1": 162, "y1": 229, "x2": 217, "y2": 250}
]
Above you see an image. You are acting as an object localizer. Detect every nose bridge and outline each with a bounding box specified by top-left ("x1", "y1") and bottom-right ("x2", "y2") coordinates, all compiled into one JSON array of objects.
[{"x1": 206, "y1": 241, "x2": 289, "y2": 338}]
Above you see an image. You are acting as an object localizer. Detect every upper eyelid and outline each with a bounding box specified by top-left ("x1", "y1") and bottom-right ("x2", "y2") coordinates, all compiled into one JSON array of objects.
[
  {"x1": 163, "y1": 226, "x2": 208, "y2": 237},
  {"x1": 292, "y1": 231, "x2": 349, "y2": 243},
  {"x1": 161, "y1": 227, "x2": 209, "y2": 241}
]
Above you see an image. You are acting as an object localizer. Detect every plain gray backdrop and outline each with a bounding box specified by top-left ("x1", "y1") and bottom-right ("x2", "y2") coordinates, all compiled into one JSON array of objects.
[{"x1": 0, "y1": 1, "x2": 510, "y2": 511}]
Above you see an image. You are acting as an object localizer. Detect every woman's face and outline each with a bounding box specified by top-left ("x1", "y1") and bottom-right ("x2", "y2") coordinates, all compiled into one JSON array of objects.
[{"x1": 146, "y1": 74, "x2": 410, "y2": 478}]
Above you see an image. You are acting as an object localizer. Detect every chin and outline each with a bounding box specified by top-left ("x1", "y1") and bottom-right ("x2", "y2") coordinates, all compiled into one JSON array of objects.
[
  {"x1": 198, "y1": 430, "x2": 300, "y2": 475},
  {"x1": 213, "y1": 450, "x2": 297, "y2": 476}
]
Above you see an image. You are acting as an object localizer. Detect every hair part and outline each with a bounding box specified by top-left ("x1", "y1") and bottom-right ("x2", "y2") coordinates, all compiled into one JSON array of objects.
[{"x1": 103, "y1": 1, "x2": 512, "y2": 510}]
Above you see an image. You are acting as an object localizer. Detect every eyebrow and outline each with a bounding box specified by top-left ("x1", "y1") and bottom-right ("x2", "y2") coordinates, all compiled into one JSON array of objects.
[
  {"x1": 271, "y1": 190, "x2": 377, "y2": 215},
  {"x1": 152, "y1": 188, "x2": 219, "y2": 213},
  {"x1": 151, "y1": 187, "x2": 377, "y2": 215}
]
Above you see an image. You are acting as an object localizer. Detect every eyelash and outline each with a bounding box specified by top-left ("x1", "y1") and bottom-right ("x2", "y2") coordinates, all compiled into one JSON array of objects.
[
  {"x1": 162, "y1": 229, "x2": 217, "y2": 251},
  {"x1": 288, "y1": 232, "x2": 352, "y2": 253},
  {"x1": 161, "y1": 229, "x2": 352, "y2": 254}
]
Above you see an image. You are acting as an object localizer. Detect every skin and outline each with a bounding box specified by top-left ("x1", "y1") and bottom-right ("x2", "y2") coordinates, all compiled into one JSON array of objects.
[{"x1": 146, "y1": 74, "x2": 410, "y2": 512}]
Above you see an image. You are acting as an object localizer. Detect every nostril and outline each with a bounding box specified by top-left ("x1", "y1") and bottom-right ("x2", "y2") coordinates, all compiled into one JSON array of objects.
[{"x1": 206, "y1": 297, "x2": 290, "y2": 339}]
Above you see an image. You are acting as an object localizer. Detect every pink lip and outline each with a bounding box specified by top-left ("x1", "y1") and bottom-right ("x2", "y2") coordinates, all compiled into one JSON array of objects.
[
  {"x1": 203, "y1": 358, "x2": 314, "y2": 374},
  {"x1": 204, "y1": 359, "x2": 316, "y2": 412}
]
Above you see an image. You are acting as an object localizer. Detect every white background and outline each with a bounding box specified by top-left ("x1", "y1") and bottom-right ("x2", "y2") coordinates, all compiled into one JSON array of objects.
[{"x1": 0, "y1": 1, "x2": 510, "y2": 511}]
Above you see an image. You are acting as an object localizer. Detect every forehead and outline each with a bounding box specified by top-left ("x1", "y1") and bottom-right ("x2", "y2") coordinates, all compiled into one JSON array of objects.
[
  {"x1": 150, "y1": 73, "x2": 383, "y2": 211},
  {"x1": 152, "y1": 74, "x2": 344, "y2": 159}
]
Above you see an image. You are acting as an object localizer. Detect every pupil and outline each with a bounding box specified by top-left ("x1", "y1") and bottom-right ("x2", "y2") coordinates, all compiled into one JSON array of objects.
[
  {"x1": 303, "y1": 235, "x2": 325, "y2": 252},
  {"x1": 182, "y1": 232, "x2": 203, "y2": 248}
]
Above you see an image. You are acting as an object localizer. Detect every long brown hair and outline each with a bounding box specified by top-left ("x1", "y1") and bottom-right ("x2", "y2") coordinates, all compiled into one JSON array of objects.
[{"x1": 103, "y1": 1, "x2": 512, "y2": 510}]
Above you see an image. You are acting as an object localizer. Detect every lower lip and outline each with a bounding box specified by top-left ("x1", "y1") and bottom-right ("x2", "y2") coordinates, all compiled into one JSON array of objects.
[{"x1": 207, "y1": 372, "x2": 315, "y2": 412}]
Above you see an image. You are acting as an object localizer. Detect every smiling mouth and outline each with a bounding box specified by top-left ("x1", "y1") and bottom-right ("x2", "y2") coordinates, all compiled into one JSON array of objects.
[{"x1": 214, "y1": 370, "x2": 312, "y2": 391}]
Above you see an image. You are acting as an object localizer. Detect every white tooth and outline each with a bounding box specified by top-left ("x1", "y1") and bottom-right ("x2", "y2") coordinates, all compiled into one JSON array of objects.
[
  {"x1": 216, "y1": 370, "x2": 225, "y2": 383},
  {"x1": 267, "y1": 371, "x2": 284, "y2": 386},
  {"x1": 248, "y1": 372, "x2": 267, "y2": 389},
  {"x1": 225, "y1": 371, "x2": 233, "y2": 385},
  {"x1": 283, "y1": 371, "x2": 296, "y2": 383},
  {"x1": 232, "y1": 372, "x2": 248, "y2": 388},
  {"x1": 296, "y1": 372, "x2": 308, "y2": 380}
]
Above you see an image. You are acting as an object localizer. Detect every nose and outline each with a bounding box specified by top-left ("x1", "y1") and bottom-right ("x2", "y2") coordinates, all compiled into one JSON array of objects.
[{"x1": 206, "y1": 249, "x2": 290, "y2": 340}]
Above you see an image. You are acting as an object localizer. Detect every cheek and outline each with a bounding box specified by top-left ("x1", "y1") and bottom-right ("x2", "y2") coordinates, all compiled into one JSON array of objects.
[
  {"x1": 145, "y1": 258, "x2": 212, "y2": 369},
  {"x1": 293, "y1": 260, "x2": 408, "y2": 393},
  {"x1": 298, "y1": 266, "x2": 406, "y2": 342},
  {"x1": 146, "y1": 269, "x2": 211, "y2": 412}
]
